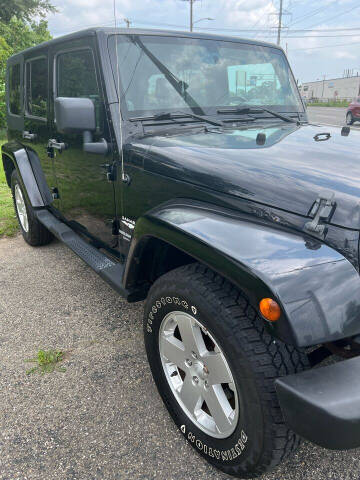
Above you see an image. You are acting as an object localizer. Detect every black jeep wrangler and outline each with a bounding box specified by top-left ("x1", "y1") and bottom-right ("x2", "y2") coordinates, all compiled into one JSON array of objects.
[{"x1": 3, "y1": 27, "x2": 360, "y2": 478}]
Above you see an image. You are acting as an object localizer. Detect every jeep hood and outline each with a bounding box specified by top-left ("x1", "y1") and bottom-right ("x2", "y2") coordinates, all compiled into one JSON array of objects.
[{"x1": 142, "y1": 123, "x2": 360, "y2": 229}]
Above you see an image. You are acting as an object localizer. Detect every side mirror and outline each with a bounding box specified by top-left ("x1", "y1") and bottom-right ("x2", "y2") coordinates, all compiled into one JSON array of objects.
[
  {"x1": 54, "y1": 97, "x2": 109, "y2": 155},
  {"x1": 55, "y1": 97, "x2": 95, "y2": 133}
]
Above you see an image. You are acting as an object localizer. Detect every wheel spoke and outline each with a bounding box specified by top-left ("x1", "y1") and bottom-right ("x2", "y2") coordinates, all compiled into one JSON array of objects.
[
  {"x1": 160, "y1": 334, "x2": 186, "y2": 368},
  {"x1": 14, "y1": 185, "x2": 29, "y2": 232},
  {"x1": 23, "y1": 214, "x2": 28, "y2": 231},
  {"x1": 203, "y1": 385, "x2": 232, "y2": 434},
  {"x1": 203, "y1": 352, "x2": 232, "y2": 385},
  {"x1": 178, "y1": 374, "x2": 201, "y2": 415},
  {"x1": 176, "y1": 313, "x2": 205, "y2": 356}
]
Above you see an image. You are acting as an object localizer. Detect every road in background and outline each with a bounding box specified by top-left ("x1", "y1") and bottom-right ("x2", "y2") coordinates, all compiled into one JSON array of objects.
[
  {"x1": 307, "y1": 106, "x2": 360, "y2": 130},
  {"x1": 1, "y1": 234, "x2": 360, "y2": 480}
]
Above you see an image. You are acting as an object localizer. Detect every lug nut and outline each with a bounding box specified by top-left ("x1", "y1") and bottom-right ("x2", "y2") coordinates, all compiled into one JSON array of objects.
[
  {"x1": 204, "y1": 380, "x2": 209, "y2": 389},
  {"x1": 185, "y1": 359, "x2": 192, "y2": 367},
  {"x1": 193, "y1": 376, "x2": 199, "y2": 384}
]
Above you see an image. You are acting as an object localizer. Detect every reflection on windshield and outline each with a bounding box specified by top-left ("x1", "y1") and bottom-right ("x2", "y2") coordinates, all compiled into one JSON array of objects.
[{"x1": 109, "y1": 35, "x2": 303, "y2": 118}]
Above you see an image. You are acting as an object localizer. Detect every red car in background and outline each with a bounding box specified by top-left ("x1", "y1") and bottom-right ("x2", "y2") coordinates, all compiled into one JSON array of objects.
[{"x1": 346, "y1": 97, "x2": 360, "y2": 124}]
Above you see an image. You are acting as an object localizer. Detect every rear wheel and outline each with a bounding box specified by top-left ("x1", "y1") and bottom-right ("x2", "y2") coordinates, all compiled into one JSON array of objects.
[
  {"x1": 11, "y1": 169, "x2": 53, "y2": 246},
  {"x1": 144, "y1": 263, "x2": 309, "y2": 478},
  {"x1": 346, "y1": 111, "x2": 354, "y2": 125}
]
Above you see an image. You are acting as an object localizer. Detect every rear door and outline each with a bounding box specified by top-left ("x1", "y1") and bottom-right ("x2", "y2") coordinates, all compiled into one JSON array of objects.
[
  {"x1": 21, "y1": 48, "x2": 56, "y2": 197},
  {"x1": 50, "y1": 38, "x2": 116, "y2": 246}
]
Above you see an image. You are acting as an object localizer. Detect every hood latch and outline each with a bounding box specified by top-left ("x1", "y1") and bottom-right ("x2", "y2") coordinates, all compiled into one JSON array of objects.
[{"x1": 305, "y1": 193, "x2": 336, "y2": 237}]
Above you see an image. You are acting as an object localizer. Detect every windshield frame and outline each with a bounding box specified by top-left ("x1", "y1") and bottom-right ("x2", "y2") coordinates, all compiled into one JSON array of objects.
[{"x1": 107, "y1": 33, "x2": 305, "y2": 121}]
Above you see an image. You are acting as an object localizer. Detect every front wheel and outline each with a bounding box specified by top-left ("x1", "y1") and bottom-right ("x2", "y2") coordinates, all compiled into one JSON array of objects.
[
  {"x1": 11, "y1": 169, "x2": 53, "y2": 246},
  {"x1": 346, "y1": 112, "x2": 354, "y2": 125},
  {"x1": 144, "y1": 264, "x2": 309, "y2": 478}
]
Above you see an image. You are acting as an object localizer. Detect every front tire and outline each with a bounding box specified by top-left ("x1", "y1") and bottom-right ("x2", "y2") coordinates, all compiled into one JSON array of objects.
[
  {"x1": 346, "y1": 112, "x2": 354, "y2": 125},
  {"x1": 144, "y1": 263, "x2": 309, "y2": 478},
  {"x1": 11, "y1": 169, "x2": 53, "y2": 246}
]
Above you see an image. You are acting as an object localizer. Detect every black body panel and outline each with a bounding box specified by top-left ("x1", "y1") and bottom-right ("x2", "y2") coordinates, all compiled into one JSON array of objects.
[
  {"x1": 125, "y1": 202, "x2": 360, "y2": 347},
  {"x1": 143, "y1": 123, "x2": 360, "y2": 230}
]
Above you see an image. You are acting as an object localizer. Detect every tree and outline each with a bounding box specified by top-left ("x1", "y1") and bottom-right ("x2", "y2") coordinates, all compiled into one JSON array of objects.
[
  {"x1": 0, "y1": 18, "x2": 52, "y2": 129},
  {"x1": 0, "y1": 0, "x2": 56, "y2": 23},
  {"x1": 0, "y1": 18, "x2": 52, "y2": 52},
  {"x1": 0, "y1": 37, "x2": 11, "y2": 128}
]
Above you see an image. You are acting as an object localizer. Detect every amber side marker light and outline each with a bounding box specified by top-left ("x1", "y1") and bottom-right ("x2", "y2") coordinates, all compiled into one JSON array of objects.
[{"x1": 259, "y1": 298, "x2": 281, "y2": 322}]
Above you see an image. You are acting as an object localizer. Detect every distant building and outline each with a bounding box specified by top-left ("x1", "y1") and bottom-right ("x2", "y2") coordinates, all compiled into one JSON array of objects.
[{"x1": 299, "y1": 75, "x2": 360, "y2": 101}]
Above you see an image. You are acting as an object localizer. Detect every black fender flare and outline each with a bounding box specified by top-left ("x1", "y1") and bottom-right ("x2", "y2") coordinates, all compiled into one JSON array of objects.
[
  {"x1": 2, "y1": 141, "x2": 52, "y2": 207},
  {"x1": 125, "y1": 202, "x2": 360, "y2": 348}
]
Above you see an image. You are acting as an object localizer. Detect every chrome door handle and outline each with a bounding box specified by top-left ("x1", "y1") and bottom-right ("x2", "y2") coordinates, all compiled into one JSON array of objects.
[
  {"x1": 22, "y1": 131, "x2": 37, "y2": 141},
  {"x1": 47, "y1": 139, "x2": 67, "y2": 152}
]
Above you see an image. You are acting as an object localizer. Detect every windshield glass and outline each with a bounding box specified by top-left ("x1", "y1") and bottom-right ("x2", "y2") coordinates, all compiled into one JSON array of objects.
[{"x1": 108, "y1": 34, "x2": 303, "y2": 118}]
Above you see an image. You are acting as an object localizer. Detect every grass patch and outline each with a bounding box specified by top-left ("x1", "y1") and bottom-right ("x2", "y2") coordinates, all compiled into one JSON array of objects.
[
  {"x1": 25, "y1": 349, "x2": 67, "y2": 375},
  {"x1": 308, "y1": 100, "x2": 349, "y2": 107},
  {"x1": 0, "y1": 139, "x2": 19, "y2": 237}
]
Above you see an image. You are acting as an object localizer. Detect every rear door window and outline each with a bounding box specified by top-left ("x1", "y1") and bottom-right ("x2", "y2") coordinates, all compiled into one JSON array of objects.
[
  {"x1": 25, "y1": 57, "x2": 48, "y2": 118},
  {"x1": 9, "y1": 63, "x2": 21, "y2": 115}
]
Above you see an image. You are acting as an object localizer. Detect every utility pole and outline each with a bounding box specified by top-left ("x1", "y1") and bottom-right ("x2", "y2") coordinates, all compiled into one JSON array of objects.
[
  {"x1": 321, "y1": 74, "x2": 326, "y2": 98},
  {"x1": 277, "y1": 0, "x2": 283, "y2": 45},
  {"x1": 124, "y1": 18, "x2": 131, "y2": 28},
  {"x1": 190, "y1": 0, "x2": 193, "y2": 31},
  {"x1": 180, "y1": 0, "x2": 196, "y2": 31}
]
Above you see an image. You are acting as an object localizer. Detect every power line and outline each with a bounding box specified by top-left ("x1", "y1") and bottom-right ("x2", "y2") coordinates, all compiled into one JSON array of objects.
[
  {"x1": 286, "y1": 2, "x2": 337, "y2": 27},
  {"x1": 189, "y1": 25, "x2": 360, "y2": 32},
  {"x1": 290, "y1": 40, "x2": 360, "y2": 51},
  {"x1": 307, "y1": 2, "x2": 360, "y2": 29},
  {"x1": 250, "y1": 33, "x2": 360, "y2": 38}
]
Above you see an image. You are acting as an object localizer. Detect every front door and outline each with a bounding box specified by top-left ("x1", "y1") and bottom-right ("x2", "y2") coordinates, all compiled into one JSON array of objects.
[{"x1": 50, "y1": 39, "x2": 116, "y2": 246}]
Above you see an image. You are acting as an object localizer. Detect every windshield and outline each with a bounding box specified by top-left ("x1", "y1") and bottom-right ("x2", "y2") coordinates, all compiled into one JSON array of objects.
[{"x1": 108, "y1": 34, "x2": 303, "y2": 118}]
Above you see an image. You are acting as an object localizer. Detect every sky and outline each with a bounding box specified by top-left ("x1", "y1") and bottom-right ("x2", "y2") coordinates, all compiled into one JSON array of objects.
[{"x1": 45, "y1": 0, "x2": 360, "y2": 84}]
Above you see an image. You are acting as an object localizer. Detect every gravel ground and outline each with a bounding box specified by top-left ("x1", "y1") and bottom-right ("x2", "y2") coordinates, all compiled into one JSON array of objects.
[{"x1": 1, "y1": 234, "x2": 360, "y2": 480}]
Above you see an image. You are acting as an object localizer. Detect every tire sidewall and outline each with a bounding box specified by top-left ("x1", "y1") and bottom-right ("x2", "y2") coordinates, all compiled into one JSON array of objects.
[
  {"x1": 144, "y1": 278, "x2": 266, "y2": 470},
  {"x1": 346, "y1": 112, "x2": 353, "y2": 125}
]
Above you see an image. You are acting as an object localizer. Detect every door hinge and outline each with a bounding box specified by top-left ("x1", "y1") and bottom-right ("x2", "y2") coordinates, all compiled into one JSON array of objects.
[
  {"x1": 305, "y1": 193, "x2": 336, "y2": 236},
  {"x1": 47, "y1": 139, "x2": 67, "y2": 158}
]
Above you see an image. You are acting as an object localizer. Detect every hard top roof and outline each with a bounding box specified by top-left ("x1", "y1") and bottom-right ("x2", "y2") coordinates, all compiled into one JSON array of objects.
[{"x1": 9, "y1": 27, "x2": 282, "y2": 60}]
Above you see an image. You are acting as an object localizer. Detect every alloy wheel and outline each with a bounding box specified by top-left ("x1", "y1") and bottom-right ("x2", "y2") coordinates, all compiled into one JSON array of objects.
[
  {"x1": 14, "y1": 183, "x2": 29, "y2": 232},
  {"x1": 159, "y1": 311, "x2": 239, "y2": 438}
]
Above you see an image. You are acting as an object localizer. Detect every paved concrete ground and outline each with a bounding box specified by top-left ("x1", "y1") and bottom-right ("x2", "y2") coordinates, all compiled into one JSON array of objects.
[
  {"x1": 1, "y1": 234, "x2": 360, "y2": 480},
  {"x1": 307, "y1": 106, "x2": 360, "y2": 130}
]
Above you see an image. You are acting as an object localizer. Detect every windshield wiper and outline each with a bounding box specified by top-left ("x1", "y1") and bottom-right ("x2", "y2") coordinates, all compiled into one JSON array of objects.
[
  {"x1": 130, "y1": 36, "x2": 204, "y2": 114},
  {"x1": 131, "y1": 111, "x2": 225, "y2": 127},
  {"x1": 217, "y1": 106, "x2": 297, "y2": 124}
]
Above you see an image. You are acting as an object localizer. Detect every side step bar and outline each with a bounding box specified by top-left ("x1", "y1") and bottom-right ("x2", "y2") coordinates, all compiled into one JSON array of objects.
[{"x1": 35, "y1": 209, "x2": 143, "y2": 301}]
